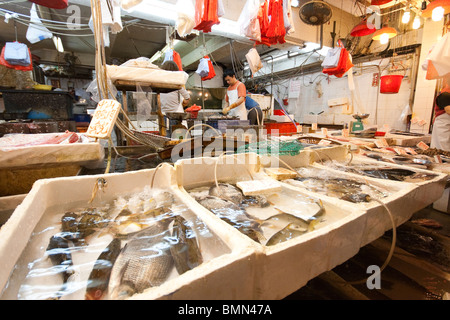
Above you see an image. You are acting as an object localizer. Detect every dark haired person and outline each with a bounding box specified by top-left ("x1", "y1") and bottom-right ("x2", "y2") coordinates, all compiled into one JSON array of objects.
[
  {"x1": 245, "y1": 94, "x2": 263, "y2": 125},
  {"x1": 431, "y1": 84, "x2": 450, "y2": 152},
  {"x1": 158, "y1": 60, "x2": 190, "y2": 137},
  {"x1": 223, "y1": 69, "x2": 247, "y2": 120}
]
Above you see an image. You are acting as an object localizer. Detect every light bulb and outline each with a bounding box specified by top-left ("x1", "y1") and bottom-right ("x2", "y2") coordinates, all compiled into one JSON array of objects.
[
  {"x1": 402, "y1": 11, "x2": 411, "y2": 24},
  {"x1": 432, "y1": 6, "x2": 445, "y2": 21},
  {"x1": 380, "y1": 33, "x2": 390, "y2": 44},
  {"x1": 413, "y1": 16, "x2": 421, "y2": 29}
]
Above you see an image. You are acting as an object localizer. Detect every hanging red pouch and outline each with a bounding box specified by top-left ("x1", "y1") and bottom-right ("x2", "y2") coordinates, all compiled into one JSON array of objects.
[{"x1": 28, "y1": 0, "x2": 68, "y2": 9}]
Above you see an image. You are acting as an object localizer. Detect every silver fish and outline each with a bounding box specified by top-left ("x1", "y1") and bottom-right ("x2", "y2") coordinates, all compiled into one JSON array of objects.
[
  {"x1": 196, "y1": 195, "x2": 265, "y2": 243},
  {"x1": 266, "y1": 223, "x2": 310, "y2": 246},
  {"x1": 209, "y1": 183, "x2": 244, "y2": 205},
  {"x1": 108, "y1": 218, "x2": 174, "y2": 299},
  {"x1": 170, "y1": 215, "x2": 203, "y2": 275}
]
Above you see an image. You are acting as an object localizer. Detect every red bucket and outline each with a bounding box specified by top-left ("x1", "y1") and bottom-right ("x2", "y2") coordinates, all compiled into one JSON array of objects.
[{"x1": 380, "y1": 75, "x2": 404, "y2": 94}]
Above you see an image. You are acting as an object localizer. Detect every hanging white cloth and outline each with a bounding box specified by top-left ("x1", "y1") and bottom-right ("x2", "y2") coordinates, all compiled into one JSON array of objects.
[{"x1": 26, "y1": 3, "x2": 53, "y2": 44}]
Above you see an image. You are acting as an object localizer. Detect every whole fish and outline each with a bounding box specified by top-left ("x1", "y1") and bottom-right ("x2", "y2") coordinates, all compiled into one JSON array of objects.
[
  {"x1": 266, "y1": 223, "x2": 311, "y2": 246},
  {"x1": 196, "y1": 196, "x2": 265, "y2": 243},
  {"x1": 241, "y1": 195, "x2": 270, "y2": 208},
  {"x1": 46, "y1": 233, "x2": 74, "y2": 283},
  {"x1": 169, "y1": 215, "x2": 203, "y2": 275},
  {"x1": 209, "y1": 183, "x2": 244, "y2": 205},
  {"x1": 340, "y1": 193, "x2": 371, "y2": 203},
  {"x1": 108, "y1": 218, "x2": 174, "y2": 299},
  {"x1": 85, "y1": 238, "x2": 122, "y2": 300}
]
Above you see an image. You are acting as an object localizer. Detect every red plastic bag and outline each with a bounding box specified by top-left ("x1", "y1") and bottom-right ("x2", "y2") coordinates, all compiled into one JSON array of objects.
[
  {"x1": 194, "y1": 0, "x2": 220, "y2": 33},
  {"x1": 322, "y1": 41, "x2": 353, "y2": 78},
  {"x1": 172, "y1": 50, "x2": 183, "y2": 71},
  {"x1": 0, "y1": 45, "x2": 33, "y2": 71},
  {"x1": 255, "y1": 0, "x2": 285, "y2": 46},
  {"x1": 28, "y1": 0, "x2": 68, "y2": 9},
  {"x1": 201, "y1": 56, "x2": 216, "y2": 81}
]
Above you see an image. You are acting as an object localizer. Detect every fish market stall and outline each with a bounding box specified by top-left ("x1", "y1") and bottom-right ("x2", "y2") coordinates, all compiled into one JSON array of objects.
[
  {"x1": 174, "y1": 151, "x2": 443, "y2": 299},
  {"x1": 0, "y1": 164, "x2": 258, "y2": 300},
  {"x1": 0, "y1": 132, "x2": 104, "y2": 197}
]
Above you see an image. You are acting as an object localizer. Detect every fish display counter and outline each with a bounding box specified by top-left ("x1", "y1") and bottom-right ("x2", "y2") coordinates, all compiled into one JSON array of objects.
[
  {"x1": 284, "y1": 156, "x2": 447, "y2": 245},
  {"x1": 0, "y1": 132, "x2": 104, "y2": 197},
  {"x1": 0, "y1": 164, "x2": 257, "y2": 300},
  {"x1": 175, "y1": 153, "x2": 368, "y2": 299}
]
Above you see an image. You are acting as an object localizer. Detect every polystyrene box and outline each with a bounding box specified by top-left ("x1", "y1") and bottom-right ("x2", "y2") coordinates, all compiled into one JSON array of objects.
[
  {"x1": 311, "y1": 156, "x2": 448, "y2": 246},
  {"x1": 174, "y1": 153, "x2": 369, "y2": 299},
  {"x1": 0, "y1": 164, "x2": 259, "y2": 300}
]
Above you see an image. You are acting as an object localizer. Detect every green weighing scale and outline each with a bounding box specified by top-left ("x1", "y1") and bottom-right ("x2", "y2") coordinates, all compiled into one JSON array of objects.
[{"x1": 350, "y1": 113, "x2": 369, "y2": 133}]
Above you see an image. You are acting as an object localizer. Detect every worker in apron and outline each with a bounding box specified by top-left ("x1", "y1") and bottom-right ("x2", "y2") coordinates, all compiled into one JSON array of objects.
[
  {"x1": 431, "y1": 87, "x2": 450, "y2": 152},
  {"x1": 223, "y1": 69, "x2": 247, "y2": 120}
]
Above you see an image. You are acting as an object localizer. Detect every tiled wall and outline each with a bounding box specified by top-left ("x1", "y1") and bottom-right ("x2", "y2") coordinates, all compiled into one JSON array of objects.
[{"x1": 279, "y1": 19, "x2": 445, "y2": 133}]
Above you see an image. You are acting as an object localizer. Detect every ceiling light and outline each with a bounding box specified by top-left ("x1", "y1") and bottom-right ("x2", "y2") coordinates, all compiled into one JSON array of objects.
[
  {"x1": 432, "y1": 6, "x2": 445, "y2": 21},
  {"x1": 421, "y1": 0, "x2": 450, "y2": 20},
  {"x1": 372, "y1": 25, "x2": 397, "y2": 43},
  {"x1": 291, "y1": 0, "x2": 300, "y2": 7},
  {"x1": 402, "y1": 10, "x2": 411, "y2": 24},
  {"x1": 379, "y1": 33, "x2": 390, "y2": 44},
  {"x1": 413, "y1": 16, "x2": 421, "y2": 29},
  {"x1": 52, "y1": 36, "x2": 64, "y2": 53}
]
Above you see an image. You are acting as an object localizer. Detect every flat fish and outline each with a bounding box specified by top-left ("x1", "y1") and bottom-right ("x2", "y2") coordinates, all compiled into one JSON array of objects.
[
  {"x1": 170, "y1": 215, "x2": 203, "y2": 275},
  {"x1": 85, "y1": 238, "x2": 122, "y2": 300},
  {"x1": 209, "y1": 183, "x2": 244, "y2": 205},
  {"x1": 108, "y1": 218, "x2": 174, "y2": 299},
  {"x1": 197, "y1": 196, "x2": 264, "y2": 243}
]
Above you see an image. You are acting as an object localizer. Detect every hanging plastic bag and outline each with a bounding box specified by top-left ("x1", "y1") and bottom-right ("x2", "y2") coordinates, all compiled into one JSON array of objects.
[
  {"x1": 0, "y1": 44, "x2": 33, "y2": 71},
  {"x1": 238, "y1": 0, "x2": 261, "y2": 42},
  {"x1": 26, "y1": 3, "x2": 53, "y2": 44},
  {"x1": 135, "y1": 84, "x2": 153, "y2": 128},
  {"x1": 29, "y1": 0, "x2": 68, "y2": 9},
  {"x1": 196, "y1": 56, "x2": 210, "y2": 78},
  {"x1": 4, "y1": 42, "x2": 30, "y2": 66},
  {"x1": 321, "y1": 47, "x2": 342, "y2": 69},
  {"x1": 217, "y1": 0, "x2": 225, "y2": 17},
  {"x1": 163, "y1": 49, "x2": 183, "y2": 71},
  {"x1": 176, "y1": 0, "x2": 196, "y2": 37},
  {"x1": 202, "y1": 56, "x2": 216, "y2": 81},
  {"x1": 266, "y1": 0, "x2": 286, "y2": 45},
  {"x1": 399, "y1": 104, "x2": 412, "y2": 123},
  {"x1": 194, "y1": 0, "x2": 220, "y2": 33},
  {"x1": 322, "y1": 41, "x2": 354, "y2": 78},
  {"x1": 425, "y1": 33, "x2": 450, "y2": 80},
  {"x1": 245, "y1": 48, "x2": 263, "y2": 75}
]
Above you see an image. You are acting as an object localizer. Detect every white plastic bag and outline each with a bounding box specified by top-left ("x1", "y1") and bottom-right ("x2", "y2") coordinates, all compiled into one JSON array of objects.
[
  {"x1": 176, "y1": 0, "x2": 195, "y2": 37},
  {"x1": 26, "y1": 3, "x2": 53, "y2": 44},
  {"x1": 283, "y1": 0, "x2": 295, "y2": 35},
  {"x1": 217, "y1": 0, "x2": 225, "y2": 17},
  {"x1": 321, "y1": 47, "x2": 342, "y2": 68},
  {"x1": 245, "y1": 48, "x2": 263, "y2": 75},
  {"x1": 237, "y1": 0, "x2": 261, "y2": 42},
  {"x1": 196, "y1": 57, "x2": 210, "y2": 78},
  {"x1": 400, "y1": 104, "x2": 412, "y2": 123},
  {"x1": 4, "y1": 42, "x2": 30, "y2": 66}
]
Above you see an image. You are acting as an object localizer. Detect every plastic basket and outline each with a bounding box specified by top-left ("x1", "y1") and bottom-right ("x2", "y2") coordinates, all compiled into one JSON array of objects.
[{"x1": 380, "y1": 75, "x2": 404, "y2": 94}]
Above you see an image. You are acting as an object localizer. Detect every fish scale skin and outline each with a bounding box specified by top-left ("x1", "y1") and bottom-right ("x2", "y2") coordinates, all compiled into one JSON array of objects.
[{"x1": 108, "y1": 220, "x2": 174, "y2": 298}]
